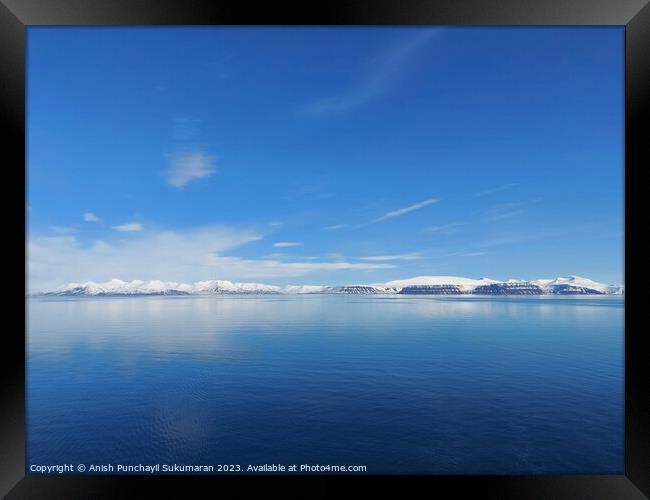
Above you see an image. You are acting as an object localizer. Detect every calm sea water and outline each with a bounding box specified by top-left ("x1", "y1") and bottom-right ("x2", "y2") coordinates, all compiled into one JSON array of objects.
[{"x1": 27, "y1": 295, "x2": 624, "y2": 474}]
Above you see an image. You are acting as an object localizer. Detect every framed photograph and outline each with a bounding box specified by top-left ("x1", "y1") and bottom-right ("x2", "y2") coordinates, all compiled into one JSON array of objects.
[{"x1": 2, "y1": 0, "x2": 648, "y2": 497}]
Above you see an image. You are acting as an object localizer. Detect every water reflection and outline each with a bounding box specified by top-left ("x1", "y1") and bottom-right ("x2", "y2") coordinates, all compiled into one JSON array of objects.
[{"x1": 27, "y1": 295, "x2": 624, "y2": 473}]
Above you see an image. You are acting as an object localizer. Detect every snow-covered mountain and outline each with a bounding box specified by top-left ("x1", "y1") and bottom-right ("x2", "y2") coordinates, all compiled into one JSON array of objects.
[
  {"x1": 531, "y1": 276, "x2": 620, "y2": 294},
  {"x1": 382, "y1": 276, "x2": 498, "y2": 293},
  {"x1": 35, "y1": 275, "x2": 624, "y2": 297},
  {"x1": 45, "y1": 279, "x2": 283, "y2": 296},
  {"x1": 379, "y1": 275, "x2": 624, "y2": 296}
]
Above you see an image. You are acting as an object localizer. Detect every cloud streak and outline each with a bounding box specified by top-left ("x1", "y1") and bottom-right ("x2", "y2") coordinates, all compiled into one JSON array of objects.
[
  {"x1": 302, "y1": 30, "x2": 436, "y2": 116},
  {"x1": 483, "y1": 201, "x2": 533, "y2": 221},
  {"x1": 360, "y1": 252, "x2": 422, "y2": 261},
  {"x1": 445, "y1": 251, "x2": 488, "y2": 257},
  {"x1": 273, "y1": 242, "x2": 302, "y2": 248},
  {"x1": 373, "y1": 198, "x2": 439, "y2": 222},
  {"x1": 475, "y1": 183, "x2": 519, "y2": 197},
  {"x1": 489, "y1": 209, "x2": 525, "y2": 221},
  {"x1": 424, "y1": 222, "x2": 467, "y2": 233},
  {"x1": 475, "y1": 222, "x2": 619, "y2": 249}
]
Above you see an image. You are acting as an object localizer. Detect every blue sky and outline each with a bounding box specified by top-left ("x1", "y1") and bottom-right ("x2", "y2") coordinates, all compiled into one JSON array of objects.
[{"x1": 27, "y1": 27, "x2": 624, "y2": 290}]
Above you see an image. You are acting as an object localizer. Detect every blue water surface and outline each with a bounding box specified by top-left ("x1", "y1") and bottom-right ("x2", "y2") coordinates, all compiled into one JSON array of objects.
[{"x1": 27, "y1": 295, "x2": 624, "y2": 474}]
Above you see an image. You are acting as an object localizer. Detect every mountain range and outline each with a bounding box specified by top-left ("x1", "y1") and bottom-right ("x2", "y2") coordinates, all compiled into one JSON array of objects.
[{"x1": 35, "y1": 275, "x2": 624, "y2": 296}]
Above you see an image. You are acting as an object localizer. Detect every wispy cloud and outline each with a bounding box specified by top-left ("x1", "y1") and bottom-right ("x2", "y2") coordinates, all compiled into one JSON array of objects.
[
  {"x1": 164, "y1": 151, "x2": 216, "y2": 188},
  {"x1": 28, "y1": 226, "x2": 261, "y2": 291},
  {"x1": 462, "y1": 251, "x2": 487, "y2": 257},
  {"x1": 483, "y1": 201, "x2": 533, "y2": 221},
  {"x1": 475, "y1": 222, "x2": 618, "y2": 249},
  {"x1": 323, "y1": 224, "x2": 347, "y2": 231},
  {"x1": 273, "y1": 241, "x2": 302, "y2": 248},
  {"x1": 475, "y1": 183, "x2": 519, "y2": 197},
  {"x1": 302, "y1": 30, "x2": 436, "y2": 116},
  {"x1": 284, "y1": 177, "x2": 334, "y2": 201},
  {"x1": 360, "y1": 252, "x2": 422, "y2": 261},
  {"x1": 113, "y1": 222, "x2": 143, "y2": 233},
  {"x1": 27, "y1": 226, "x2": 393, "y2": 292},
  {"x1": 424, "y1": 222, "x2": 467, "y2": 233},
  {"x1": 489, "y1": 209, "x2": 526, "y2": 221},
  {"x1": 83, "y1": 212, "x2": 100, "y2": 222},
  {"x1": 373, "y1": 198, "x2": 439, "y2": 223},
  {"x1": 445, "y1": 251, "x2": 488, "y2": 257}
]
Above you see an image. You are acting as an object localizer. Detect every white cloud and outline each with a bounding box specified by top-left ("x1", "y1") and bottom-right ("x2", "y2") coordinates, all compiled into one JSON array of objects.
[
  {"x1": 164, "y1": 151, "x2": 216, "y2": 188},
  {"x1": 489, "y1": 210, "x2": 525, "y2": 221},
  {"x1": 323, "y1": 224, "x2": 347, "y2": 231},
  {"x1": 83, "y1": 212, "x2": 100, "y2": 222},
  {"x1": 373, "y1": 198, "x2": 439, "y2": 222},
  {"x1": 302, "y1": 30, "x2": 436, "y2": 116},
  {"x1": 28, "y1": 226, "x2": 259, "y2": 292},
  {"x1": 27, "y1": 226, "x2": 394, "y2": 292},
  {"x1": 424, "y1": 222, "x2": 467, "y2": 233},
  {"x1": 444, "y1": 251, "x2": 487, "y2": 257},
  {"x1": 483, "y1": 199, "x2": 541, "y2": 222},
  {"x1": 113, "y1": 222, "x2": 143, "y2": 232},
  {"x1": 360, "y1": 252, "x2": 422, "y2": 261},
  {"x1": 484, "y1": 202, "x2": 528, "y2": 221},
  {"x1": 475, "y1": 183, "x2": 519, "y2": 197},
  {"x1": 273, "y1": 242, "x2": 302, "y2": 248}
]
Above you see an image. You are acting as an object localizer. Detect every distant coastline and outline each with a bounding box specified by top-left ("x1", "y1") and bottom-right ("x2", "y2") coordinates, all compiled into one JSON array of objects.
[{"x1": 33, "y1": 275, "x2": 624, "y2": 297}]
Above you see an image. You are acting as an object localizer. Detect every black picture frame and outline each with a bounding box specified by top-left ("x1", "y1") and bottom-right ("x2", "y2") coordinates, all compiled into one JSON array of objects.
[{"x1": 2, "y1": 0, "x2": 648, "y2": 497}]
